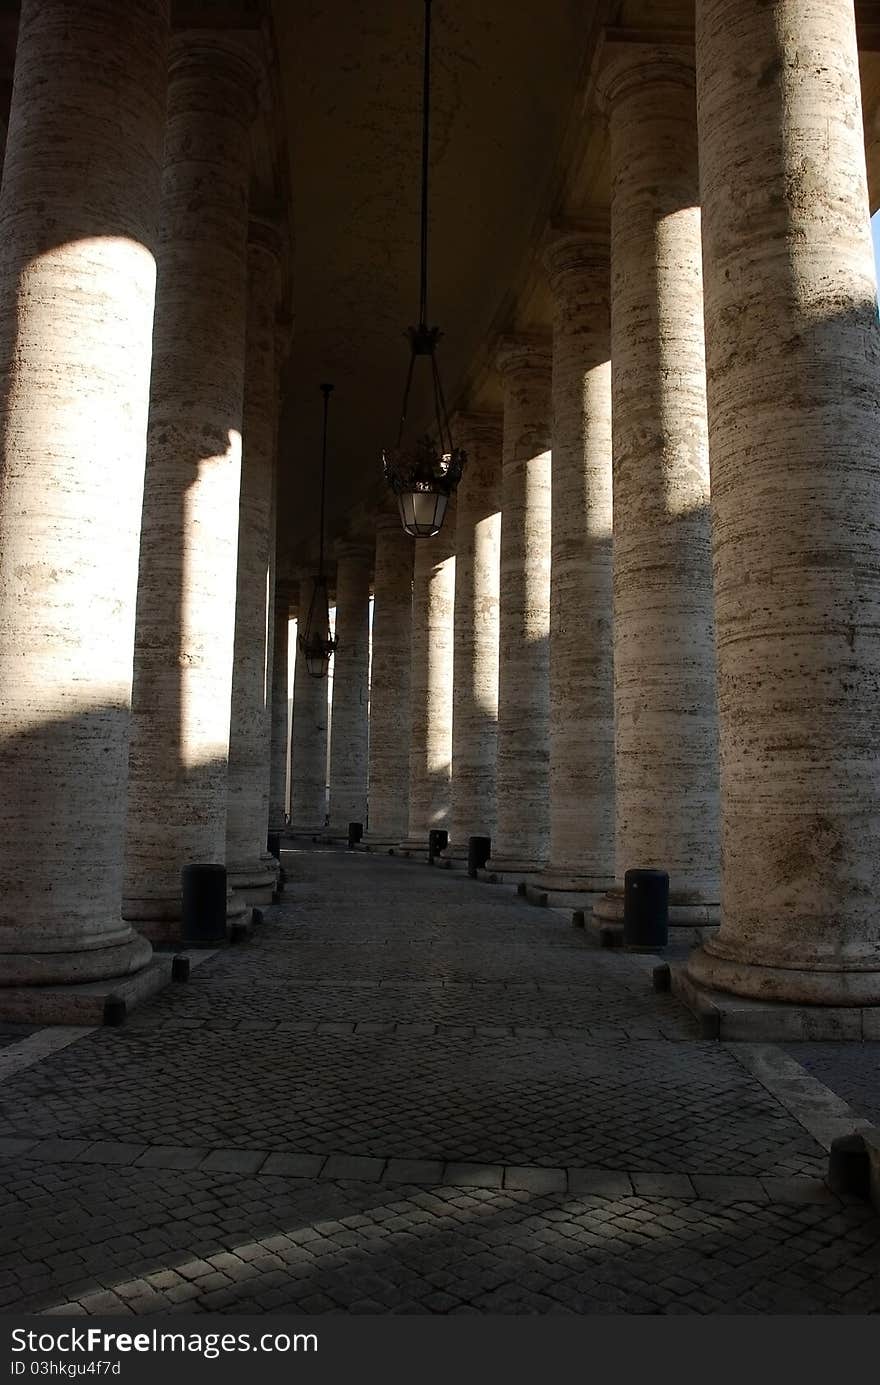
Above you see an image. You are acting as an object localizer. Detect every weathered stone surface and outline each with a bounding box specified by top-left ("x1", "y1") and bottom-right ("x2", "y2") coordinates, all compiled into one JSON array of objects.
[
  {"x1": 124, "y1": 31, "x2": 260, "y2": 936},
  {"x1": 448, "y1": 415, "x2": 502, "y2": 857},
  {"x1": 290, "y1": 577, "x2": 330, "y2": 834},
  {"x1": 328, "y1": 545, "x2": 371, "y2": 835},
  {"x1": 0, "y1": 0, "x2": 168, "y2": 985},
  {"x1": 364, "y1": 515, "x2": 413, "y2": 846},
  {"x1": 595, "y1": 44, "x2": 719, "y2": 927},
  {"x1": 535, "y1": 222, "x2": 615, "y2": 897},
  {"x1": 401, "y1": 504, "x2": 457, "y2": 851},
  {"x1": 487, "y1": 338, "x2": 552, "y2": 877},
  {"x1": 268, "y1": 583, "x2": 293, "y2": 832},
  {"x1": 226, "y1": 221, "x2": 285, "y2": 901},
  {"x1": 687, "y1": 0, "x2": 880, "y2": 1005}
]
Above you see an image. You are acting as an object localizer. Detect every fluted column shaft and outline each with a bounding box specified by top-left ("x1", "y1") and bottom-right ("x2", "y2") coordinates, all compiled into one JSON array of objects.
[
  {"x1": 328, "y1": 546, "x2": 371, "y2": 833},
  {"x1": 365, "y1": 516, "x2": 414, "y2": 845},
  {"x1": 595, "y1": 46, "x2": 719, "y2": 926},
  {"x1": 0, "y1": 0, "x2": 168, "y2": 986},
  {"x1": 124, "y1": 33, "x2": 258, "y2": 938},
  {"x1": 402, "y1": 504, "x2": 457, "y2": 851},
  {"x1": 290, "y1": 577, "x2": 330, "y2": 833},
  {"x1": 226, "y1": 223, "x2": 284, "y2": 901},
  {"x1": 268, "y1": 584, "x2": 293, "y2": 832},
  {"x1": 449, "y1": 417, "x2": 502, "y2": 855},
  {"x1": 536, "y1": 226, "x2": 615, "y2": 896},
  {"x1": 487, "y1": 341, "x2": 552, "y2": 876},
  {"x1": 687, "y1": 0, "x2": 880, "y2": 1004}
]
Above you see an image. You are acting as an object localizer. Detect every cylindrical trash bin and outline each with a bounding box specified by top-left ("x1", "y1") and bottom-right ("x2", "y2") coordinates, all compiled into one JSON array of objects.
[
  {"x1": 623, "y1": 868, "x2": 669, "y2": 949},
  {"x1": 467, "y1": 835, "x2": 491, "y2": 877},
  {"x1": 181, "y1": 863, "x2": 227, "y2": 944},
  {"x1": 428, "y1": 829, "x2": 448, "y2": 864},
  {"x1": 267, "y1": 832, "x2": 281, "y2": 861},
  {"x1": 348, "y1": 821, "x2": 364, "y2": 848}
]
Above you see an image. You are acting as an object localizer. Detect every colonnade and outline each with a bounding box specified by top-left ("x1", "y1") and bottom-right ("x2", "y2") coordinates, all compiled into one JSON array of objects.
[
  {"x1": 0, "y1": 0, "x2": 879, "y2": 1016},
  {"x1": 289, "y1": 4, "x2": 880, "y2": 1009}
]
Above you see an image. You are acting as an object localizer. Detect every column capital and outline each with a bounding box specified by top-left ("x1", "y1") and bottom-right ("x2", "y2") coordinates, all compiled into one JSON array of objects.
[
  {"x1": 333, "y1": 538, "x2": 373, "y2": 565},
  {"x1": 375, "y1": 509, "x2": 409, "y2": 535},
  {"x1": 248, "y1": 214, "x2": 289, "y2": 264},
  {"x1": 451, "y1": 411, "x2": 503, "y2": 451},
  {"x1": 595, "y1": 40, "x2": 695, "y2": 112},
  {"x1": 169, "y1": 29, "x2": 264, "y2": 118},
  {"x1": 542, "y1": 216, "x2": 610, "y2": 297},
  {"x1": 494, "y1": 334, "x2": 552, "y2": 383}
]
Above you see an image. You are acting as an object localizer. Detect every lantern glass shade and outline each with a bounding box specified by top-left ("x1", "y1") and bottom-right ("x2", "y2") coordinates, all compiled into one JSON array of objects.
[
  {"x1": 297, "y1": 574, "x2": 336, "y2": 679},
  {"x1": 397, "y1": 488, "x2": 448, "y2": 538}
]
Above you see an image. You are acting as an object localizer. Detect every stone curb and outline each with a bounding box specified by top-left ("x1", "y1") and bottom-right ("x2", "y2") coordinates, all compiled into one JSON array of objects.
[
  {"x1": 124, "y1": 1017, "x2": 685, "y2": 1042},
  {"x1": 0, "y1": 1138, "x2": 840, "y2": 1203}
]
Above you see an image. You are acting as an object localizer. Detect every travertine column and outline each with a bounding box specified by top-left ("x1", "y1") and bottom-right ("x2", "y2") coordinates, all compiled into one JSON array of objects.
[
  {"x1": 226, "y1": 220, "x2": 285, "y2": 903},
  {"x1": 535, "y1": 224, "x2": 615, "y2": 899},
  {"x1": 448, "y1": 416, "x2": 502, "y2": 857},
  {"x1": 0, "y1": 0, "x2": 168, "y2": 986},
  {"x1": 124, "y1": 32, "x2": 259, "y2": 940},
  {"x1": 401, "y1": 502, "x2": 457, "y2": 852},
  {"x1": 289, "y1": 576, "x2": 330, "y2": 834},
  {"x1": 594, "y1": 46, "x2": 719, "y2": 927},
  {"x1": 328, "y1": 544, "x2": 371, "y2": 834},
  {"x1": 486, "y1": 340, "x2": 552, "y2": 878},
  {"x1": 687, "y1": 0, "x2": 880, "y2": 1004},
  {"x1": 268, "y1": 582, "x2": 293, "y2": 833},
  {"x1": 364, "y1": 514, "x2": 414, "y2": 846}
]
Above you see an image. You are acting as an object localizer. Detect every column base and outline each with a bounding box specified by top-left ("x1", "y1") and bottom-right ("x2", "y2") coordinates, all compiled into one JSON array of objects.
[
  {"x1": 0, "y1": 929, "x2": 152, "y2": 988},
  {"x1": 396, "y1": 838, "x2": 430, "y2": 859},
  {"x1": 362, "y1": 833, "x2": 408, "y2": 852},
  {"x1": 227, "y1": 857, "x2": 278, "y2": 905},
  {"x1": 124, "y1": 888, "x2": 248, "y2": 945},
  {"x1": 686, "y1": 942, "x2": 880, "y2": 1009},
  {"x1": 593, "y1": 886, "x2": 720, "y2": 928},
  {"x1": 483, "y1": 856, "x2": 547, "y2": 884},
  {"x1": 524, "y1": 869, "x2": 616, "y2": 911}
]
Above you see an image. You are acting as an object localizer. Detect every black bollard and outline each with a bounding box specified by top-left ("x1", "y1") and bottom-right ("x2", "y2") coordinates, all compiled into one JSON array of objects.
[
  {"x1": 181, "y1": 863, "x2": 227, "y2": 944},
  {"x1": 623, "y1": 868, "x2": 669, "y2": 949},
  {"x1": 467, "y1": 835, "x2": 491, "y2": 878},
  {"x1": 267, "y1": 832, "x2": 281, "y2": 861},
  {"x1": 347, "y1": 822, "x2": 364, "y2": 849},
  {"x1": 171, "y1": 955, "x2": 191, "y2": 984},
  {"x1": 428, "y1": 828, "x2": 448, "y2": 864},
  {"x1": 828, "y1": 1134, "x2": 870, "y2": 1199}
]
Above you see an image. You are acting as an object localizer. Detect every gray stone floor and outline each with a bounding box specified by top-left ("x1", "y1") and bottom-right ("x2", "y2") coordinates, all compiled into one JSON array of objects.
[{"x1": 1, "y1": 846, "x2": 879, "y2": 1316}]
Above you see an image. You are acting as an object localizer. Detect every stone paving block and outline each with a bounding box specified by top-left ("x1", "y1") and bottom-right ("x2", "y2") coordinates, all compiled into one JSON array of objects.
[
  {"x1": 77, "y1": 1142, "x2": 146, "y2": 1166},
  {"x1": 134, "y1": 1145, "x2": 206, "y2": 1170},
  {"x1": 760, "y1": 1178, "x2": 836, "y2": 1204},
  {"x1": 631, "y1": 1174, "x2": 696, "y2": 1199},
  {"x1": 567, "y1": 1169, "x2": 633, "y2": 1198},
  {"x1": 199, "y1": 1149, "x2": 268, "y2": 1175},
  {"x1": 691, "y1": 1175, "x2": 769, "y2": 1203},
  {"x1": 262, "y1": 1152, "x2": 326, "y2": 1178},
  {"x1": 384, "y1": 1159, "x2": 445, "y2": 1184},
  {"x1": 29, "y1": 1138, "x2": 95, "y2": 1162},
  {"x1": 442, "y1": 1163, "x2": 504, "y2": 1189},
  {"x1": 321, "y1": 1154, "x2": 386, "y2": 1181},
  {"x1": 503, "y1": 1166, "x2": 567, "y2": 1194},
  {"x1": 0, "y1": 1137, "x2": 37, "y2": 1156}
]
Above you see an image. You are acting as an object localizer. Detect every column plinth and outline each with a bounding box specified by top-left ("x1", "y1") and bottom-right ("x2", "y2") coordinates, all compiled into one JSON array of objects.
[
  {"x1": 447, "y1": 416, "x2": 502, "y2": 861},
  {"x1": 594, "y1": 45, "x2": 720, "y2": 929},
  {"x1": 327, "y1": 545, "x2": 372, "y2": 836},
  {"x1": 532, "y1": 222, "x2": 615, "y2": 903},
  {"x1": 226, "y1": 220, "x2": 286, "y2": 904},
  {"x1": 486, "y1": 338, "x2": 552, "y2": 879},
  {"x1": 399, "y1": 503, "x2": 456, "y2": 856},
  {"x1": 686, "y1": 0, "x2": 880, "y2": 1004},
  {"x1": 364, "y1": 515, "x2": 414, "y2": 848},
  {"x1": 0, "y1": 0, "x2": 169, "y2": 987},
  {"x1": 123, "y1": 31, "x2": 259, "y2": 941},
  {"x1": 289, "y1": 577, "x2": 330, "y2": 835}
]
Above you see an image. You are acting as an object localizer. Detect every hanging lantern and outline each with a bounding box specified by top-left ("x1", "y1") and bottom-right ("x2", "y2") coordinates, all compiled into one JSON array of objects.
[
  {"x1": 297, "y1": 384, "x2": 337, "y2": 679},
  {"x1": 382, "y1": 0, "x2": 466, "y2": 536}
]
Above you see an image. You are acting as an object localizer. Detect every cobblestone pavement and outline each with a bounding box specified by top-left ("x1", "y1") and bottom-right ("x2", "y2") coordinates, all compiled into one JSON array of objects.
[{"x1": 0, "y1": 846, "x2": 879, "y2": 1316}]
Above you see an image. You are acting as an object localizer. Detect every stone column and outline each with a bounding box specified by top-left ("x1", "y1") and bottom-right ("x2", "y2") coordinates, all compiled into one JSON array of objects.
[
  {"x1": 687, "y1": 0, "x2": 880, "y2": 1005},
  {"x1": 226, "y1": 220, "x2": 285, "y2": 904},
  {"x1": 400, "y1": 502, "x2": 457, "y2": 853},
  {"x1": 0, "y1": 0, "x2": 167, "y2": 988},
  {"x1": 593, "y1": 45, "x2": 719, "y2": 929},
  {"x1": 533, "y1": 224, "x2": 615, "y2": 903},
  {"x1": 364, "y1": 514, "x2": 414, "y2": 847},
  {"x1": 486, "y1": 339, "x2": 552, "y2": 879},
  {"x1": 328, "y1": 544, "x2": 371, "y2": 835},
  {"x1": 268, "y1": 582, "x2": 293, "y2": 834},
  {"x1": 124, "y1": 31, "x2": 259, "y2": 940},
  {"x1": 289, "y1": 576, "x2": 330, "y2": 834},
  {"x1": 448, "y1": 416, "x2": 502, "y2": 859}
]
